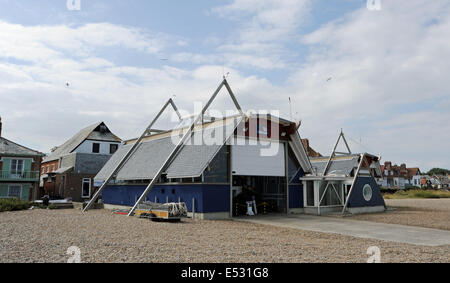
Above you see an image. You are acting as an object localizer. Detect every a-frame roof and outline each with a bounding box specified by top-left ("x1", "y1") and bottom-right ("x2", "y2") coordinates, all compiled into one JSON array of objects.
[{"x1": 43, "y1": 122, "x2": 121, "y2": 163}]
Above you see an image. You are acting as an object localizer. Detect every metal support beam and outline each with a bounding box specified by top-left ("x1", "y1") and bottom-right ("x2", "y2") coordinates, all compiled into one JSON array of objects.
[
  {"x1": 127, "y1": 78, "x2": 246, "y2": 216},
  {"x1": 322, "y1": 130, "x2": 352, "y2": 177},
  {"x1": 341, "y1": 153, "x2": 367, "y2": 214},
  {"x1": 223, "y1": 79, "x2": 244, "y2": 116},
  {"x1": 83, "y1": 98, "x2": 181, "y2": 212}
]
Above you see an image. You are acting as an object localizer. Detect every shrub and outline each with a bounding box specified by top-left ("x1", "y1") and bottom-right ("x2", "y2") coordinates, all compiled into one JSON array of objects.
[{"x1": 0, "y1": 198, "x2": 31, "y2": 212}]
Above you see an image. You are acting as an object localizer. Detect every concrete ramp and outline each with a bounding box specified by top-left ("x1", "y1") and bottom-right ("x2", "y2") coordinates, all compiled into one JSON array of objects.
[{"x1": 236, "y1": 214, "x2": 450, "y2": 247}]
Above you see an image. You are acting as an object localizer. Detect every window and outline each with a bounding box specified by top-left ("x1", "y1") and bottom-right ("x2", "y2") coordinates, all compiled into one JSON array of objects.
[
  {"x1": 46, "y1": 166, "x2": 49, "y2": 173},
  {"x1": 363, "y1": 184, "x2": 373, "y2": 201},
  {"x1": 306, "y1": 181, "x2": 314, "y2": 206},
  {"x1": 51, "y1": 165, "x2": 55, "y2": 172},
  {"x1": 92, "y1": 143, "x2": 100, "y2": 153},
  {"x1": 319, "y1": 182, "x2": 341, "y2": 206},
  {"x1": 110, "y1": 144, "x2": 118, "y2": 154},
  {"x1": 203, "y1": 146, "x2": 229, "y2": 183},
  {"x1": 8, "y1": 185, "x2": 22, "y2": 199},
  {"x1": 10, "y1": 159, "x2": 24, "y2": 177},
  {"x1": 82, "y1": 178, "x2": 91, "y2": 198}
]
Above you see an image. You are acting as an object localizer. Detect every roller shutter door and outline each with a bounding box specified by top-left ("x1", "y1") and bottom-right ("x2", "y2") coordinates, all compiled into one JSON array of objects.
[{"x1": 231, "y1": 137, "x2": 285, "y2": 177}]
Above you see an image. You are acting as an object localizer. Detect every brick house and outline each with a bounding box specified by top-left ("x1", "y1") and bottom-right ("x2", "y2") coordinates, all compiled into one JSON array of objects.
[
  {"x1": 0, "y1": 117, "x2": 44, "y2": 201},
  {"x1": 380, "y1": 161, "x2": 423, "y2": 189},
  {"x1": 40, "y1": 122, "x2": 121, "y2": 202},
  {"x1": 301, "y1": 139, "x2": 322, "y2": 157}
]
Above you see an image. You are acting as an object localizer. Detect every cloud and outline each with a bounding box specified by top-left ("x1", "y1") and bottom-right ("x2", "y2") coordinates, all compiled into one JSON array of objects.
[
  {"x1": 178, "y1": 0, "x2": 312, "y2": 70},
  {"x1": 0, "y1": 0, "x2": 449, "y2": 171},
  {"x1": 284, "y1": 0, "x2": 450, "y2": 169},
  {"x1": 0, "y1": 21, "x2": 182, "y2": 63}
]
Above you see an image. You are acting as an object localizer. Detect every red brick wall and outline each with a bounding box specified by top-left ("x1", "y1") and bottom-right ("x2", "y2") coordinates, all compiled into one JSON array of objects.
[{"x1": 41, "y1": 160, "x2": 59, "y2": 174}]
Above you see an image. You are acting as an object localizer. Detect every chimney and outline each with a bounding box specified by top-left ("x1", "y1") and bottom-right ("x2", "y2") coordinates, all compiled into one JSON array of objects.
[
  {"x1": 385, "y1": 161, "x2": 392, "y2": 170},
  {"x1": 0, "y1": 116, "x2": 2, "y2": 137}
]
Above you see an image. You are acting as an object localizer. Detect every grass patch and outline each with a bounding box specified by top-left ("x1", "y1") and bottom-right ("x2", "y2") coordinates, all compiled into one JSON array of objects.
[
  {"x1": 0, "y1": 198, "x2": 31, "y2": 212},
  {"x1": 383, "y1": 189, "x2": 450, "y2": 199}
]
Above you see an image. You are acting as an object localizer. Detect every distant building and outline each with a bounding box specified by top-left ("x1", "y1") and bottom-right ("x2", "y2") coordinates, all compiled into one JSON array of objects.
[
  {"x1": 406, "y1": 167, "x2": 422, "y2": 187},
  {"x1": 40, "y1": 122, "x2": 121, "y2": 202},
  {"x1": 380, "y1": 162, "x2": 424, "y2": 189},
  {"x1": 301, "y1": 139, "x2": 322, "y2": 157},
  {"x1": 0, "y1": 117, "x2": 44, "y2": 201}
]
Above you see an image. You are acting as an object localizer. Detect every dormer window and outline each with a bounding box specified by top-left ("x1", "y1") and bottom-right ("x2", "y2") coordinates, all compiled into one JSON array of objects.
[{"x1": 99, "y1": 125, "x2": 107, "y2": 134}]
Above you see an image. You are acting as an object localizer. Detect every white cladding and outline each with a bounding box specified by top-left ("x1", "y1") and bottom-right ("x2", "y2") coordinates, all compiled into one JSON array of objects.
[
  {"x1": 231, "y1": 137, "x2": 285, "y2": 177},
  {"x1": 74, "y1": 140, "x2": 121, "y2": 155}
]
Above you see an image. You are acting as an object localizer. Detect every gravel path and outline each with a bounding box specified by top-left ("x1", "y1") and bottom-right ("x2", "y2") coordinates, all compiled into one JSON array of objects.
[
  {"x1": 349, "y1": 199, "x2": 450, "y2": 230},
  {"x1": 0, "y1": 209, "x2": 448, "y2": 263},
  {"x1": 385, "y1": 199, "x2": 450, "y2": 211}
]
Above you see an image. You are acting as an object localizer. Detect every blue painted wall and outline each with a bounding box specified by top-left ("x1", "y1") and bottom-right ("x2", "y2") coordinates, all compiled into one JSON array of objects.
[
  {"x1": 288, "y1": 168, "x2": 304, "y2": 209},
  {"x1": 102, "y1": 184, "x2": 230, "y2": 213},
  {"x1": 347, "y1": 176, "x2": 386, "y2": 208},
  {"x1": 289, "y1": 184, "x2": 303, "y2": 209}
]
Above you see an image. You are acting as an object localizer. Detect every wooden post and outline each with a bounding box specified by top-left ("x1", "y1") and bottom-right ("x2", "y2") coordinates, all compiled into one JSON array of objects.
[{"x1": 192, "y1": 197, "x2": 196, "y2": 219}]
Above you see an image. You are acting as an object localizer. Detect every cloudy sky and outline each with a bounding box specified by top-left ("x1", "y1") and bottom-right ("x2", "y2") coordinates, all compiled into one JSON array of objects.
[{"x1": 0, "y1": 0, "x2": 448, "y2": 171}]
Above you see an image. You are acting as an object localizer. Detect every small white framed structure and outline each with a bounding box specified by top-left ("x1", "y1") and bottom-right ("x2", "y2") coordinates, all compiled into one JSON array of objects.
[{"x1": 301, "y1": 132, "x2": 386, "y2": 215}]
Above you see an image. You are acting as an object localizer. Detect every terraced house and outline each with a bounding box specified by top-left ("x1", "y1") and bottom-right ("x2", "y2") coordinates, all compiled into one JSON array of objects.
[{"x1": 0, "y1": 117, "x2": 44, "y2": 201}]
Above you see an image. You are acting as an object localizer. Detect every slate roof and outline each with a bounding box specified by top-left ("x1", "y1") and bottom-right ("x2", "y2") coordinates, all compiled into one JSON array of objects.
[
  {"x1": 95, "y1": 116, "x2": 243, "y2": 181},
  {"x1": 0, "y1": 137, "x2": 43, "y2": 157},
  {"x1": 309, "y1": 155, "x2": 360, "y2": 177},
  {"x1": 43, "y1": 122, "x2": 121, "y2": 163}
]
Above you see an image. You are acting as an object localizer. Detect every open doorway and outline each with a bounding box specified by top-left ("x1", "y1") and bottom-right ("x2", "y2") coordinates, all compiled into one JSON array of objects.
[{"x1": 231, "y1": 175, "x2": 287, "y2": 216}]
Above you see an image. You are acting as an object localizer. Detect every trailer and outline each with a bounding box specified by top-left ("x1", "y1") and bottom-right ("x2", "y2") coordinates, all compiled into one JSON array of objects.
[{"x1": 135, "y1": 202, "x2": 187, "y2": 221}]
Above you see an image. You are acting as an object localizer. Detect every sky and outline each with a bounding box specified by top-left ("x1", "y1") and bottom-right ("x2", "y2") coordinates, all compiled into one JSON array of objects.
[{"x1": 0, "y1": 0, "x2": 449, "y2": 171}]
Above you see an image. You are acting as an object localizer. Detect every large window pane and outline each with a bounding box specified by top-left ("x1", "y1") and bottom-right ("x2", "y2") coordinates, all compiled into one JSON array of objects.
[
  {"x1": 203, "y1": 146, "x2": 228, "y2": 183},
  {"x1": 306, "y1": 181, "x2": 314, "y2": 206},
  {"x1": 8, "y1": 185, "x2": 22, "y2": 199},
  {"x1": 319, "y1": 182, "x2": 341, "y2": 206}
]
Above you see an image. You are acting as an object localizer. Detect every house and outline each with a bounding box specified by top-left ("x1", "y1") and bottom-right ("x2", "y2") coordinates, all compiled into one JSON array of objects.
[
  {"x1": 301, "y1": 139, "x2": 322, "y2": 157},
  {"x1": 381, "y1": 162, "x2": 407, "y2": 189},
  {"x1": 406, "y1": 167, "x2": 422, "y2": 187},
  {"x1": 0, "y1": 117, "x2": 44, "y2": 201},
  {"x1": 380, "y1": 162, "x2": 423, "y2": 189},
  {"x1": 40, "y1": 122, "x2": 122, "y2": 202},
  {"x1": 426, "y1": 175, "x2": 449, "y2": 189},
  {"x1": 91, "y1": 79, "x2": 386, "y2": 219}
]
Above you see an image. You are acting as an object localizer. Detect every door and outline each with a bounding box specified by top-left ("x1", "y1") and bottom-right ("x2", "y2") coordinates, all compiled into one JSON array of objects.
[
  {"x1": 231, "y1": 137, "x2": 285, "y2": 177},
  {"x1": 10, "y1": 159, "x2": 24, "y2": 179}
]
